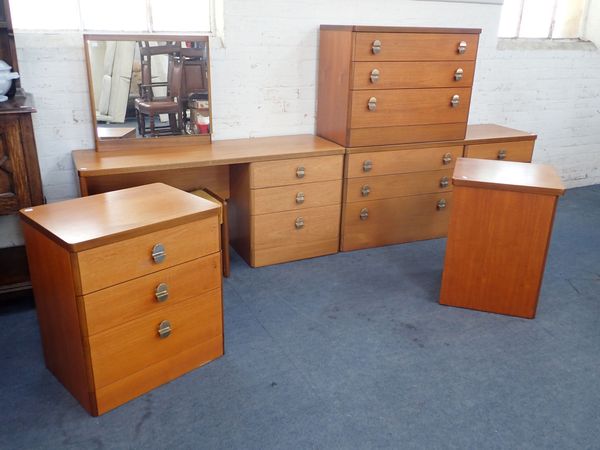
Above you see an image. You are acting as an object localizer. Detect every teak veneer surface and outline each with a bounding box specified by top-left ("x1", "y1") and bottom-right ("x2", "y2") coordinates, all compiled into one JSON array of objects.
[
  {"x1": 320, "y1": 25, "x2": 482, "y2": 34},
  {"x1": 452, "y1": 158, "x2": 565, "y2": 196},
  {"x1": 19, "y1": 183, "x2": 220, "y2": 252}
]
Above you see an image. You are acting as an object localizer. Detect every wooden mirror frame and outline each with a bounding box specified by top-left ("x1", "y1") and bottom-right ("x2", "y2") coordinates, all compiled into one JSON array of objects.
[{"x1": 83, "y1": 34, "x2": 212, "y2": 152}]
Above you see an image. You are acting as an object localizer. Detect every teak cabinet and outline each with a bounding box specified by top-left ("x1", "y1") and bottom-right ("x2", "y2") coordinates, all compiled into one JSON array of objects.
[{"x1": 20, "y1": 183, "x2": 223, "y2": 415}]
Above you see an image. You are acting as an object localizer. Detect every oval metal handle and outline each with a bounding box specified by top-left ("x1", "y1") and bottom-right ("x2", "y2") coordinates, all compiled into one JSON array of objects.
[
  {"x1": 372, "y1": 39, "x2": 381, "y2": 54},
  {"x1": 367, "y1": 97, "x2": 377, "y2": 111},
  {"x1": 151, "y1": 243, "x2": 166, "y2": 264},
  {"x1": 451, "y1": 94, "x2": 460, "y2": 108},
  {"x1": 296, "y1": 192, "x2": 305, "y2": 204},
  {"x1": 155, "y1": 282, "x2": 169, "y2": 302},
  {"x1": 361, "y1": 185, "x2": 371, "y2": 197},
  {"x1": 458, "y1": 40, "x2": 467, "y2": 54},
  {"x1": 363, "y1": 160, "x2": 372, "y2": 172},
  {"x1": 437, "y1": 199, "x2": 447, "y2": 210},
  {"x1": 295, "y1": 217, "x2": 304, "y2": 229},
  {"x1": 360, "y1": 208, "x2": 369, "y2": 221},
  {"x1": 296, "y1": 166, "x2": 305, "y2": 178},
  {"x1": 439, "y1": 176, "x2": 450, "y2": 189},
  {"x1": 454, "y1": 68, "x2": 463, "y2": 81},
  {"x1": 370, "y1": 68, "x2": 380, "y2": 84},
  {"x1": 442, "y1": 153, "x2": 453, "y2": 165},
  {"x1": 497, "y1": 149, "x2": 507, "y2": 160},
  {"x1": 158, "y1": 320, "x2": 172, "y2": 339}
]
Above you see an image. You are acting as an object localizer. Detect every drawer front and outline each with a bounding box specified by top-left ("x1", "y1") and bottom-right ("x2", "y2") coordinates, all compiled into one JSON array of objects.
[
  {"x1": 346, "y1": 145, "x2": 463, "y2": 178},
  {"x1": 352, "y1": 61, "x2": 475, "y2": 90},
  {"x1": 350, "y1": 88, "x2": 471, "y2": 129},
  {"x1": 81, "y1": 253, "x2": 221, "y2": 336},
  {"x1": 347, "y1": 123, "x2": 466, "y2": 147},
  {"x1": 252, "y1": 204, "x2": 340, "y2": 266},
  {"x1": 345, "y1": 169, "x2": 454, "y2": 203},
  {"x1": 88, "y1": 288, "x2": 222, "y2": 389},
  {"x1": 76, "y1": 217, "x2": 220, "y2": 295},
  {"x1": 464, "y1": 140, "x2": 535, "y2": 163},
  {"x1": 341, "y1": 193, "x2": 452, "y2": 251},
  {"x1": 250, "y1": 155, "x2": 343, "y2": 188},
  {"x1": 353, "y1": 32, "x2": 479, "y2": 61},
  {"x1": 252, "y1": 180, "x2": 342, "y2": 215}
]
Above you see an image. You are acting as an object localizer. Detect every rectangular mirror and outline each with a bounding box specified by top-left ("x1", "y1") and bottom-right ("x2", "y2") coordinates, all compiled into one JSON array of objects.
[{"x1": 84, "y1": 34, "x2": 211, "y2": 150}]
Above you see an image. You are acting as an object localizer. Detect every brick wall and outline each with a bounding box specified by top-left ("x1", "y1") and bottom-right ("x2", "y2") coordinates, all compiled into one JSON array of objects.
[{"x1": 1, "y1": 0, "x2": 599, "y2": 247}]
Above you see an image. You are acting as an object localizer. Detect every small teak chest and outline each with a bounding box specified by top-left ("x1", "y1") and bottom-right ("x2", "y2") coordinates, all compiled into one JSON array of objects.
[{"x1": 19, "y1": 183, "x2": 223, "y2": 416}]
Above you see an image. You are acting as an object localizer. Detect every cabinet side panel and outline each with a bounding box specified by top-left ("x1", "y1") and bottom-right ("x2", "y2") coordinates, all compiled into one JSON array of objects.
[
  {"x1": 228, "y1": 164, "x2": 252, "y2": 265},
  {"x1": 21, "y1": 222, "x2": 95, "y2": 413},
  {"x1": 316, "y1": 29, "x2": 352, "y2": 146}
]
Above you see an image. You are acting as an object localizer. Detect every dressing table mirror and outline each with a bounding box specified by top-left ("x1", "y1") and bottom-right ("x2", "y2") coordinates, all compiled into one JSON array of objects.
[{"x1": 84, "y1": 34, "x2": 211, "y2": 151}]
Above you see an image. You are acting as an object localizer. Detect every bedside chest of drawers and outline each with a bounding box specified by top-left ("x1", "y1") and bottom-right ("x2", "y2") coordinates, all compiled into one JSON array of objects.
[{"x1": 19, "y1": 183, "x2": 223, "y2": 416}]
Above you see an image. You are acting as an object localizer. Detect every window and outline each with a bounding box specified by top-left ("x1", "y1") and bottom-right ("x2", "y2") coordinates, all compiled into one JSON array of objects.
[
  {"x1": 498, "y1": 0, "x2": 588, "y2": 39},
  {"x1": 9, "y1": 0, "x2": 214, "y2": 34}
]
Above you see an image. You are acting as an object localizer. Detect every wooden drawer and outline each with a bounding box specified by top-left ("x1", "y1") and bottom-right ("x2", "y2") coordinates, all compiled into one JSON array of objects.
[
  {"x1": 251, "y1": 180, "x2": 342, "y2": 215},
  {"x1": 346, "y1": 145, "x2": 463, "y2": 178},
  {"x1": 350, "y1": 88, "x2": 471, "y2": 129},
  {"x1": 348, "y1": 123, "x2": 466, "y2": 147},
  {"x1": 352, "y1": 61, "x2": 475, "y2": 90},
  {"x1": 464, "y1": 140, "x2": 535, "y2": 163},
  {"x1": 250, "y1": 155, "x2": 343, "y2": 188},
  {"x1": 88, "y1": 288, "x2": 222, "y2": 389},
  {"x1": 341, "y1": 193, "x2": 452, "y2": 251},
  {"x1": 76, "y1": 217, "x2": 220, "y2": 295},
  {"x1": 353, "y1": 32, "x2": 479, "y2": 61},
  {"x1": 345, "y1": 169, "x2": 453, "y2": 203},
  {"x1": 80, "y1": 253, "x2": 221, "y2": 336},
  {"x1": 252, "y1": 204, "x2": 340, "y2": 266}
]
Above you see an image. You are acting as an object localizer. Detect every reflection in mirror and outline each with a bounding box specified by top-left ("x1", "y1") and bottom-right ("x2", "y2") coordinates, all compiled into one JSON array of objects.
[{"x1": 85, "y1": 36, "x2": 210, "y2": 143}]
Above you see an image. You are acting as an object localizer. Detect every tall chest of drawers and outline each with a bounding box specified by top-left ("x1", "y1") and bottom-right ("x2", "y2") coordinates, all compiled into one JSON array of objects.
[{"x1": 19, "y1": 183, "x2": 223, "y2": 416}]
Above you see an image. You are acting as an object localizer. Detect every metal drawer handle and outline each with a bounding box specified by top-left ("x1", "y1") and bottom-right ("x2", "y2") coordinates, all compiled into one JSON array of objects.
[
  {"x1": 370, "y1": 68, "x2": 380, "y2": 84},
  {"x1": 442, "y1": 153, "x2": 453, "y2": 165},
  {"x1": 360, "y1": 208, "x2": 369, "y2": 220},
  {"x1": 372, "y1": 39, "x2": 381, "y2": 54},
  {"x1": 295, "y1": 217, "x2": 304, "y2": 229},
  {"x1": 296, "y1": 166, "x2": 305, "y2": 178},
  {"x1": 158, "y1": 320, "x2": 172, "y2": 339},
  {"x1": 437, "y1": 199, "x2": 447, "y2": 210},
  {"x1": 367, "y1": 97, "x2": 377, "y2": 111},
  {"x1": 497, "y1": 149, "x2": 507, "y2": 160},
  {"x1": 361, "y1": 185, "x2": 371, "y2": 197},
  {"x1": 296, "y1": 192, "x2": 305, "y2": 204},
  {"x1": 151, "y1": 243, "x2": 166, "y2": 264},
  {"x1": 439, "y1": 176, "x2": 450, "y2": 188},
  {"x1": 451, "y1": 94, "x2": 460, "y2": 108},
  {"x1": 155, "y1": 283, "x2": 169, "y2": 302},
  {"x1": 363, "y1": 160, "x2": 372, "y2": 172},
  {"x1": 454, "y1": 68, "x2": 463, "y2": 81},
  {"x1": 458, "y1": 41, "x2": 467, "y2": 54}
]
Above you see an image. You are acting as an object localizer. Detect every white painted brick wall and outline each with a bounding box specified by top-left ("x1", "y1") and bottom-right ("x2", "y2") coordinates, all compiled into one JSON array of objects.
[{"x1": 2, "y1": 0, "x2": 599, "y2": 247}]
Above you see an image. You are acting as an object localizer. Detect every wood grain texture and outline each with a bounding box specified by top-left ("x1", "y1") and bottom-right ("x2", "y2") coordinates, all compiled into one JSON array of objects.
[
  {"x1": 20, "y1": 183, "x2": 220, "y2": 252},
  {"x1": 348, "y1": 123, "x2": 466, "y2": 147},
  {"x1": 21, "y1": 222, "x2": 95, "y2": 413},
  {"x1": 452, "y1": 158, "x2": 565, "y2": 196},
  {"x1": 0, "y1": 117, "x2": 32, "y2": 212},
  {"x1": 345, "y1": 169, "x2": 453, "y2": 203},
  {"x1": 465, "y1": 123, "x2": 537, "y2": 143},
  {"x1": 80, "y1": 253, "x2": 221, "y2": 335},
  {"x1": 321, "y1": 25, "x2": 481, "y2": 34},
  {"x1": 316, "y1": 28, "x2": 353, "y2": 146},
  {"x1": 351, "y1": 61, "x2": 475, "y2": 90},
  {"x1": 341, "y1": 193, "x2": 452, "y2": 251},
  {"x1": 464, "y1": 140, "x2": 535, "y2": 162},
  {"x1": 252, "y1": 204, "x2": 341, "y2": 267},
  {"x1": 440, "y1": 186, "x2": 559, "y2": 318},
  {"x1": 350, "y1": 88, "x2": 472, "y2": 129},
  {"x1": 251, "y1": 180, "x2": 342, "y2": 215},
  {"x1": 249, "y1": 155, "x2": 343, "y2": 188},
  {"x1": 346, "y1": 145, "x2": 463, "y2": 178},
  {"x1": 76, "y1": 217, "x2": 219, "y2": 294},
  {"x1": 353, "y1": 32, "x2": 479, "y2": 61}
]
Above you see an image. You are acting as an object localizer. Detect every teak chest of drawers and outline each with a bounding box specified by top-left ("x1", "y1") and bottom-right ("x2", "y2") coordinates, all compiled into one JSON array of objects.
[
  {"x1": 19, "y1": 183, "x2": 223, "y2": 416},
  {"x1": 317, "y1": 25, "x2": 481, "y2": 147}
]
